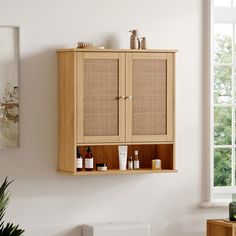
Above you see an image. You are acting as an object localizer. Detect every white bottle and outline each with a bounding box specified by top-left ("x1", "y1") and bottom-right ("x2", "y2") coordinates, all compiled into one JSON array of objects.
[
  {"x1": 118, "y1": 145, "x2": 128, "y2": 170},
  {"x1": 134, "y1": 150, "x2": 139, "y2": 170}
]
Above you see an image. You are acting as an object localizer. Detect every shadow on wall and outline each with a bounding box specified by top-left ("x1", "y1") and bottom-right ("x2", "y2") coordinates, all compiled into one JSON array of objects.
[
  {"x1": 201, "y1": 0, "x2": 211, "y2": 203},
  {"x1": 0, "y1": 47, "x2": 59, "y2": 178},
  {"x1": 103, "y1": 34, "x2": 120, "y2": 49},
  {"x1": 1, "y1": 32, "x2": 123, "y2": 181},
  {"x1": 2, "y1": 45, "x2": 154, "y2": 199}
]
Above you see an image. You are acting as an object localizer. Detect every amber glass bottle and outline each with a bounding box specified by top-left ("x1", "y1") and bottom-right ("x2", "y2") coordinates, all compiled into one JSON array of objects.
[
  {"x1": 85, "y1": 146, "x2": 94, "y2": 171},
  {"x1": 76, "y1": 146, "x2": 83, "y2": 171}
]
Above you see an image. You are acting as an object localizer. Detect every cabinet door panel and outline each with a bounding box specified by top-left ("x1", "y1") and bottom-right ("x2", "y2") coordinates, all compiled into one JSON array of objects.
[
  {"x1": 76, "y1": 52, "x2": 125, "y2": 143},
  {"x1": 132, "y1": 59, "x2": 167, "y2": 135},
  {"x1": 126, "y1": 53, "x2": 174, "y2": 142},
  {"x1": 84, "y1": 59, "x2": 119, "y2": 136}
]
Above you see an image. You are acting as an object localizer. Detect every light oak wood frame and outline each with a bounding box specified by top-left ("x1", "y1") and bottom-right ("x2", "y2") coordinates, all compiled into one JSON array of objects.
[
  {"x1": 58, "y1": 52, "x2": 77, "y2": 173},
  {"x1": 76, "y1": 52, "x2": 126, "y2": 144},
  {"x1": 126, "y1": 53, "x2": 174, "y2": 142}
]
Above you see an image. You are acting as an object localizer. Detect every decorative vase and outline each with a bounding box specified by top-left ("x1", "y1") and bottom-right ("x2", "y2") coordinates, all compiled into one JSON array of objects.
[{"x1": 229, "y1": 194, "x2": 236, "y2": 221}]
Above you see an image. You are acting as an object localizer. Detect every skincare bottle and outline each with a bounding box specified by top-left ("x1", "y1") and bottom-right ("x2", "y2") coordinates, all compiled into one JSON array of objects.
[
  {"x1": 134, "y1": 150, "x2": 140, "y2": 170},
  {"x1": 118, "y1": 145, "x2": 128, "y2": 170},
  {"x1": 128, "y1": 156, "x2": 133, "y2": 170},
  {"x1": 76, "y1": 146, "x2": 83, "y2": 171},
  {"x1": 85, "y1": 146, "x2": 94, "y2": 171}
]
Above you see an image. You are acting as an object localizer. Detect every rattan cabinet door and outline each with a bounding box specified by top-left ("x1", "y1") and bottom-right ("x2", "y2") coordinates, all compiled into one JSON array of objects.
[
  {"x1": 126, "y1": 53, "x2": 174, "y2": 142},
  {"x1": 76, "y1": 52, "x2": 126, "y2": 144}
]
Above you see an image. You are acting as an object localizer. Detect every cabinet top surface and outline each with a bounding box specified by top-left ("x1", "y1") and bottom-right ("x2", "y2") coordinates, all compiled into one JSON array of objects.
[
  {"x1": 57, "y1": 48, "x2": 177, "y2": 53},
  {"x1": 207, "y1": 219, "x2": 236, "y2": 227}
]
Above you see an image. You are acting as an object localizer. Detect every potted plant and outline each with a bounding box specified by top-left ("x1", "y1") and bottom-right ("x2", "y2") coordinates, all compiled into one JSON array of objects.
[{"x1": 0, "y1": 177, "x2": 24, "y2": 235}]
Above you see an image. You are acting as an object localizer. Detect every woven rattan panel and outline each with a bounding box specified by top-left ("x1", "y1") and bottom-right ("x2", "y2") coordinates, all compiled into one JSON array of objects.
[
  {"x1": 132, "y1": 59, "x2": 167, "y2": 135},
  {"x1": 84, "y1": 59, "x2": 119, "y2": 136}
]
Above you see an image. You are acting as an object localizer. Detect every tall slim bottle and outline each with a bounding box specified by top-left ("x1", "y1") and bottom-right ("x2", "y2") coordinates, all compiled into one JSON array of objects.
[
  {"x1": 76, "y1": 146, "x2": 83, "y2": 171},
  {"x1": 85, "y1": 146, "x2": 94, "y2": 171},
  {"x1": 134, "y1": 150, "x2": 140, "y2": 170}
]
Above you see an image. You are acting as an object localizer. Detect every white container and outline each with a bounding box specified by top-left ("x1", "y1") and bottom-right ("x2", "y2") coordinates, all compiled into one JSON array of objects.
[
  {"x1": 118, "y1": 145, "x2": 127, "y2": 170},
  {"x1": 82, "y1": 222, "x2": 150, "y2": 236}
]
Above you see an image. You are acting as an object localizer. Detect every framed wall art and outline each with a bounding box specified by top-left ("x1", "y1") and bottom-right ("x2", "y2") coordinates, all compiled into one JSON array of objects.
[{"x1": 0, "y1": 26, "x2": 20, "y2": 148}]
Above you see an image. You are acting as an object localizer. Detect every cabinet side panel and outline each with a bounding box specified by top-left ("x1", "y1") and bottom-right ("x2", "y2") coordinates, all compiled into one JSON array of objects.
[
  {"x1": 207, "y1": 223, "x2": 232, "y2": 236},
  {"x1": 172, "y1": 53, "x2": 176, "y2": 170},
  {"x1": 58, "y1": 52, "x2": 76, "y2": 173}
]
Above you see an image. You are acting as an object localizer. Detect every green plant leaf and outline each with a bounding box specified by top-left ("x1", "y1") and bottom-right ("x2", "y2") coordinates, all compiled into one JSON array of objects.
[{"x1": 0, "y1": 177, "x2": 24, "y2": 236}]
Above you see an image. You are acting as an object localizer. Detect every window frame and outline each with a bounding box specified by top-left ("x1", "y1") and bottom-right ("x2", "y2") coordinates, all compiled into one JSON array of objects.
[
  {"x1": 210, "y1": 0, "x2": 236, "y2": 203},
  {"x1": 214, "y1": 0, "x2": 234, "y2": 7}
]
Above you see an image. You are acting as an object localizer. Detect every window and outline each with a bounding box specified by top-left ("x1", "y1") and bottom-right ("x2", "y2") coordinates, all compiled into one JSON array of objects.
[
  {"x1": 215, "y1": 0, "x2": 231, "y2": 7},
  {"x1": 214, "y1": 0, "x2": 235, "y2": 7},
  {"x1": 211, "y1": 0, "x2": 236, "y2": 202}
]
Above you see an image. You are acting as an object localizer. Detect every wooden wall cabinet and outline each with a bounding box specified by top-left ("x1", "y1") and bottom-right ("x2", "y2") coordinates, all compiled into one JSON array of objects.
[{"x1": 57, "y1": 49, "x2": 176, "y2": 176}]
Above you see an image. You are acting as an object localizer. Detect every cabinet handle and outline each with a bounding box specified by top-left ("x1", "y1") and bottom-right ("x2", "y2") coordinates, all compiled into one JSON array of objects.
[
  {"x1": 119, "y1": 96, "x2": 125, "y2": 99},
  {"x1": 126, "y1": 96, "x2": 132, "y2": 100}
]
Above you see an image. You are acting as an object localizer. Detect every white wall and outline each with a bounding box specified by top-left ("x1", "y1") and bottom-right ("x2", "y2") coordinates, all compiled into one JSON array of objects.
[{"x1": 0, "y1": 0, "x2": 228, "y2": 235}]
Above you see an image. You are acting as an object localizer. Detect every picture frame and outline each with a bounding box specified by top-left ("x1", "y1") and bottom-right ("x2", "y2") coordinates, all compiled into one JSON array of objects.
[{"x1": 0, "y1": 26, "x2": 20, "y2": 148}]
